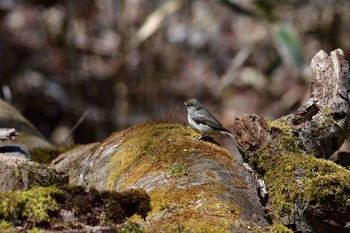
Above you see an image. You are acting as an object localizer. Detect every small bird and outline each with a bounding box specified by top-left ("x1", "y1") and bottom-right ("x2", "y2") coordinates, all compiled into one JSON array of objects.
[{"x1": 184, "y1": 98, "x2": 235, "y2": 140}]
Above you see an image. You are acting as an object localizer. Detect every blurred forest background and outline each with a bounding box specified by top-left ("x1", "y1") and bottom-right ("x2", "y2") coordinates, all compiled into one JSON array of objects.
[{"x1": 0, "y1": 0, "x2": 350, "y2": 146}]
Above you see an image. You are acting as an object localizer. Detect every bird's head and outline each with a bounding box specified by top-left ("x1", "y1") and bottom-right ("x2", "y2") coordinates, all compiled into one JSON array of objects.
[{"x1": 184, "y1": 98, "x2": 202, "y2": 111}]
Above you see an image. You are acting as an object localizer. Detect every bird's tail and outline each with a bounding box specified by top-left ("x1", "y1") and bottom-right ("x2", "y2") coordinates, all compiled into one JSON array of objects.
[{"x1": 221, "y1": 129, "x2": 244, "y2": 153}]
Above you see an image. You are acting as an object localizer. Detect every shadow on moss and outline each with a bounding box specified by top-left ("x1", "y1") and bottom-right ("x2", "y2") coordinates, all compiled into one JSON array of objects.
[{"x1": 0, "y1": 185, "x2": 151, "y2": 232}]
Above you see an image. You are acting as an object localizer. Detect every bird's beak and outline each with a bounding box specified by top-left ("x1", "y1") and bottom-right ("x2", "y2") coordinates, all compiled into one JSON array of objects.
[{"x1": 184, "y1": 102, "x2": 187, "y2": 106}]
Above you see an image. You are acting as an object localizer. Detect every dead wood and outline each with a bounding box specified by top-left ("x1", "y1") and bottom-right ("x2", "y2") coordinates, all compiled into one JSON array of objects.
[{"x1": 233, "y1": 49, "x2": 350, "y2": 232}]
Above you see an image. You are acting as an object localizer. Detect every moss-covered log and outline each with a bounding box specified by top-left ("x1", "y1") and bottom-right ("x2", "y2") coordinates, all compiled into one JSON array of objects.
[
  {"x1": 234, "y1": 50, "x2": 350, "y2": 232},
  {"x1": 53, "y1": 122, "x2": 271, "y2": 232}
]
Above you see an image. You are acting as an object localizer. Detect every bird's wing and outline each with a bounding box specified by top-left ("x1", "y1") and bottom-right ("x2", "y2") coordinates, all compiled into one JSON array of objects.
[{"x1": 191, "y1": 110, "x2": 226, "y2": 131}]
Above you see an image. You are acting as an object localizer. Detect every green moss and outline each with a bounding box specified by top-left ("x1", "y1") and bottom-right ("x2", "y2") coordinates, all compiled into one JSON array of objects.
[
  {"x1": 271, "y1": 223, "x2": 293, "y2": 233},
  {"x1": 304, "y1": 170, "x2": 350, "y2": 217},
  {"x1": 16, "y1": 162, "x2": 66, "y2": 188},
  {"x1": 0, "y1": 185, "x2": 151, "y2": 231},
  {"x1": 0, "y1": 220, "x2": 18, "y2": 233},
  {"x1": 122, "y1": 123, "x2": 259, "y2": 231},
  {"x1": 158, "y1": 202, "x2": 168, "y2": 211},
  {"x1": 169, "y1": 164, "x2": 185, "y2": 176},
  {"x1": 266, "y1": 118, "x2": 298, "y2": 151},
  {"x1": 27, "y1": 228, "x2": 46, "y2": 233},
  {"x1": 258, "y1": 118, "x2": 350, "y2": 228},
  {"x1": 146, "y1": 183, "x2": 246, "y2": 232},
  {"x1": 121, "y1": 222, "x2": 142, "y2": 233},
  {"x1": 106, "y1": 123, "x2": 200, "y2": 190},
  {"x1": 0, "y1": 186, "x2": 60, "y2": 223},
  {"x1": 86, "y1": 122, "x2": 270, "y2": 231}
]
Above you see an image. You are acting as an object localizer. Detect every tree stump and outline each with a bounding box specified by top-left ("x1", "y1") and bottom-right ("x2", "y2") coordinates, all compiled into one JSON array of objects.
[{"x1": 234, "y1": 49, "x2": 350, "y2": 232}]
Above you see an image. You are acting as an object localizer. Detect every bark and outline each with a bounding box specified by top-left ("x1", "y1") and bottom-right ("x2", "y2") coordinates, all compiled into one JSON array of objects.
[
  {"x1": 234, "y1": 49, "x2": 350, "y2": 232},
  {"x1": 236, "y1": 49, "x2": 350, "y2": 160}
]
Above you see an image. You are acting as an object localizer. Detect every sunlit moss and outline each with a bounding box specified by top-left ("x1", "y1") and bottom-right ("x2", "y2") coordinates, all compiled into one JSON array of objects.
[
  {"x1": 0, "y1": 220, "x2": 17, "y2": 233},
  {"x1": 0, "y1": 186, "x2": 60, "y2": 223},
  {"x1": 27, "y1": 228, "x2": 46, "y2": 233},
  {"x1": 105, "y1": 123, "x2": 200, "y2": 190},
  {"x1": 107, "y1": 122, "x2": 273, "y2": 232}
]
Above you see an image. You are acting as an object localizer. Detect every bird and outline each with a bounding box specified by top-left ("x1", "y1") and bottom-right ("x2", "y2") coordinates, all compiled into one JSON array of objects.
[{"x1": 184, "y1": 98, "x2": 235, "y2": 140}]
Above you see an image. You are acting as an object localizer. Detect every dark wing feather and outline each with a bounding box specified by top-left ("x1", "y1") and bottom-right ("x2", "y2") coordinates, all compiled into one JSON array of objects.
[{"x1": 191, "y1": 110, "x2": 229, "y2": 132}]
